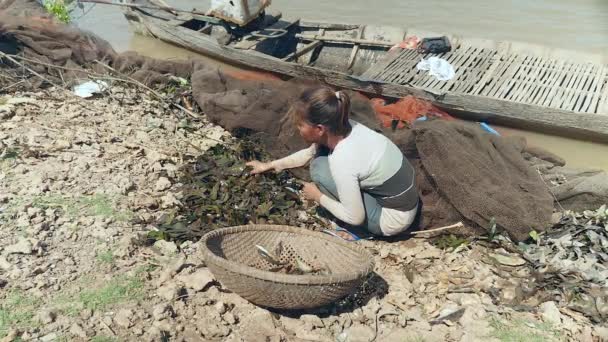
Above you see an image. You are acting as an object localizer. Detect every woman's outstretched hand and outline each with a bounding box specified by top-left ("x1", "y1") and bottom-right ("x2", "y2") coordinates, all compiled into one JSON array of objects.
[
  {"x1": 246, "y1": 160, "x2": 274, "y2": 175},
  {"x1": 302, "y1": 182, "x2": 322, "y2": 203}
]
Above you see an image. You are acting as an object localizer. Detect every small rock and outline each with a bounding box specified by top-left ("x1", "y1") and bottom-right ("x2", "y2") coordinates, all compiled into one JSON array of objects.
[
  {"x1": 157, "y1": 256, "x2": 186, "y2": 286},
  {"x1": 489, "y1": 253, "x2": 526, "y2": 267},
  {"x1": 157, "y1": 282, "x2": 180, "y2": 301},
  {"x1": 551, "y1": 212, "x2": 563, "y2": 224},
  {"x1": 27, "y1": 207, "x2": 42, "y2": 218},
  {"x1": 69, "y1": 323, "x2": 88, "y2": 338},
  {"x1": 238, "y1": 308, "x2": 284, "y2": 342},
  {"x1": 594, "y1": 326, "x2": 608, "y2": 340},
  {"x1": 153, "y1": 304, "x2": 174, "y2": 321},
  {"x1": 138, "y1": 197, "x2": 159, "y2": 209},
  {"x1": 177, "y1": 268, "x2": 215, "y2": 292},
  {"x1": 40, "y1": 332, "x2": 58, "y2": 342},
  {"x1": 0, "y1": 256, "x2": 12, "y2": 270},
  {"x1": 539, "y1": 301, "x2": 562, "y2": 324},
  {"x1": 580, "y1": 326, "x2": 594, "y2": 342},
  {"x1": 5, "y1": 238, "x2": 34, "y2": 255},
  {"x1": 223, "y1": 312, "x2": 237, "y2": 325},
  {"x1": 80, "y1": 308, "x2": 93, "y2": 320},
  {"x1": 35, "y1": 309, "x2": 56, "y2": 324},
  {"x1": 114, "y1": 235, "x2": 136, "y2": 258},
  {"x1": 114, "y1": 308, "x2": 133, "y2": 328},
  {"x1": 214, "y1": 301, "x2": 227, "y2": 315},
  {"x1": 301, "y1": 314, "x2": 324, "y2": 329},
  {"x1": 161, "y1": 193, "x2": 181, "y2": 208},
  {"x1": 0, "y1": 329, "x2": 18, "y2": 342},
  {"x1": 344, "y1": 324, "x2": 376, "y2": 342},
  {"x1": 381, "y1": 328, "x2": 412, "y2": 342},
  {"x1": 153, "y1": 319, "x2": 174, "y2": 333},
  {"x1": 155, "y1": 177, "x2": 172, "y2": 192},
  {"x1": 154, "y1": 240, "x2": 178, "y2": 256},
  {"x1": 0, "y1": 278, "x2": 7, "y2": 288}
]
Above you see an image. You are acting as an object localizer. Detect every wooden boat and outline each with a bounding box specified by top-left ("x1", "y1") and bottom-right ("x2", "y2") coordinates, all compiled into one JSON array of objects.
[{"x1": 122, "y1": 0, "x2": 608, "y2": 142}]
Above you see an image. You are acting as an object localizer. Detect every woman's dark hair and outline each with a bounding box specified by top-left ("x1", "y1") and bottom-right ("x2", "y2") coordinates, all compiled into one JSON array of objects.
[{"x1": 289, "y1": 87, "x2": 352, "y2": 136}]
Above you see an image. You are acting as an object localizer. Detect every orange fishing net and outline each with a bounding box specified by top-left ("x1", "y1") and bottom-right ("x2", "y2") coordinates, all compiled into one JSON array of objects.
[{"x1": 371, "y1": 96, "x2": 454, "y2": 129}]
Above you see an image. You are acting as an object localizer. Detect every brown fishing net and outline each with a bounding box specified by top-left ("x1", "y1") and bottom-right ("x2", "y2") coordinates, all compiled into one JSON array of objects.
[{"x1": 6, "y1": 0, "x2": 602, "y2": 242}]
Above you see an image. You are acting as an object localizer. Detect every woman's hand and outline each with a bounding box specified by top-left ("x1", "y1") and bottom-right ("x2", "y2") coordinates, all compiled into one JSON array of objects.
[
  {"x1": 246, "y1": 160, "x2": 274, "y2": 175},
  {"x1": 302, "y1": 182, "x2": 322, "y2": 203}
]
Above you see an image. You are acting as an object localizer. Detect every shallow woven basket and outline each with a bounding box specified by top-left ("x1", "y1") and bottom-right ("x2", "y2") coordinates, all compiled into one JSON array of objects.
[{"x1": 200, "y1": 225, "x2": 375, "y2": 309}]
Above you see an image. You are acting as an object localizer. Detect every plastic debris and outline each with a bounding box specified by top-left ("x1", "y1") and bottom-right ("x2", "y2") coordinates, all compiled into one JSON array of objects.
[
  {"x1": 73, "y1": 80, "x2": 109, "y2": 98},
  {"x1": 416, "y1": 57, "x2": 455, "y2": 81},
  {"x1": 479, "y1": 122, "x2": 500, "y2": 135}
]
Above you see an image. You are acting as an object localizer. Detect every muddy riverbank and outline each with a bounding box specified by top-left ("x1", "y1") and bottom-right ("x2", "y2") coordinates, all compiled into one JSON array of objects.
[{"x1": 2, "y1": 2, "x2": 608, "y2": 341}]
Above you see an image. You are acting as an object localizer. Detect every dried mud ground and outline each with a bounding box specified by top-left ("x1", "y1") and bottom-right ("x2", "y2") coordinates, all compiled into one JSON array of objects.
[{"x1": 0, "y1": 87, "x2": 604, "y2": 342}]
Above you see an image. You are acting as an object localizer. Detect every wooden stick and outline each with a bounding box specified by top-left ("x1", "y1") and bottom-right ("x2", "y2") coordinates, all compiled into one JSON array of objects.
[
  {"x1": 4, "y1": 52, "x2": 202, "y2": 119},
  {"x1": 0, "y1": 51, "x2": 66, "y2": 92},
  {"x1": 296, "y1": 34, "x2": 394, "y2": 47},
  {"x1": 78, "y1": 0, "x2": 206, "y2": 16},
  {"x1": 411, "y1": 222, "x2": 465, "y2": 235},
  {"x1": 93, "y1": 60, "x2": 202, "y2": 119},
  {"x1": 282, "y1": 40, "x2": 322, "y2": 61}
]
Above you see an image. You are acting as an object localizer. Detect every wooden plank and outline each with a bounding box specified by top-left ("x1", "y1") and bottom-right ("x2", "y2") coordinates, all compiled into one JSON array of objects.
[
  {"x1": 599, "y1": 78, "x2": 608, "y2": 114},
  {"x1": 481, "y1": 53, "x2": 519, "y2": 97},
  {"x1": 296, "y1": 34, "x2": 395, "y2": 47},
  {"x1": 373, "y1": 48, "x2": 414, "y2": 80},
  {"x1": 360, "y1": 51, "x2": 400, "y2": 79},
  {"x1": 455, "y1": 48, "x2": 496, "y2": 93},
  {"x1": 233, "y1": 19, "x2": 298, "y2": 50},
  {"x1": 387, "y1": 50, "x2": 422, "y2": 85},
  {"x1": 139, "y1": 15, "x2": 608, "y2": 142},
  {"x1": 577, "y1": 65, "x2": 604, "y2": 112},
  {"x1": 495, "y1": 55, "x2": 531, "y2": 99},
  {"x1": 563, "y1": 63, "x2": 594, "y2": 111},
  {"x1": 571, "y1": 64, "x2": 598, "y2": 112},
  {"x1": 506, "y1": 56, "x2": 539, "y2": 101},
  {"x1": 585, "y1": 66, "x2": 607, "y2": 113},
  {"x1": 519, "y1": 58, "x2": 554, "y2": 103},
  {"x1": 282, "y1": 41, "x2": 323, "y2": 61},
  {"x1": 518, "y1": 59, "x2": 552, "y2": 104},
  {"x1": 436, "y1": 46, "x2": 475, "y2": 89},
  {"x1": 548, "y1": 61, "x2": 582, "y2": 108},
  {"x1": 472, "y1": 53, "x2": 506, "y2": 95},
  {"x1": 419, "y1": 46, "x2": 472, "y2": 90},
  {"x1": 346, "y1": 26, "x2": 365, "y2": 70},
  {"x1": 298, "y1": 21, "x2": 360, "y2": 30},
  {"x1": 530, "y1": 59, "x2": 563, "y2": 105},
  {"x1": 512, "y1": 57, "x2": 546, "y2": 103},
  {"x1": 542, "y1": 61, "x2": 574, "y2": 107}
]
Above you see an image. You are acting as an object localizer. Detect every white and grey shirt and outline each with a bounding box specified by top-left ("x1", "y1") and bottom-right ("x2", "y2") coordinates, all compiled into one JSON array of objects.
[{"x1": 272, "y1": 121, "x2": 418, "y2": 235}]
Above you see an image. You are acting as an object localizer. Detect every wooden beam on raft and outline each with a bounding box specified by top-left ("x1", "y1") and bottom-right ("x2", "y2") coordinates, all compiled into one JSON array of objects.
[
  {"x1": 346, "y1": 26, "x2": 365, "y2": 70},
  {"x1": 282, "y1": 41, "x2": 323, "y2": 62},
  {"x1": 295, "y1": 34, "x2": 395, "y2": 47}
]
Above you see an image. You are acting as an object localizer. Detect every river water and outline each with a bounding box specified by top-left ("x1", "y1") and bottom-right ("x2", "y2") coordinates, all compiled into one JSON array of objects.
[{"x1": 75, "y1": 0, "x2": 608, "y2": 170}]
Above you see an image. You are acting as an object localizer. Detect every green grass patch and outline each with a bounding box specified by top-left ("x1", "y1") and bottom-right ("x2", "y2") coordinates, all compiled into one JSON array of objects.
[
  {"x1": 31, "y1": 194, "x2": 132, "y2": 222},
  {"x1": 433, "y1": 234, "x2": 468, "y2": 250},
  {"x1": 490, "y1": 317, "x2": 564, "y2": 342},
  {"x1": 1, "y1": 147, "x2": 20, "y2": 161},
  {"x1": 0, "y1": 290, "x2": 42, "y2": 338},
  {"x1": 55, "y1": 275, "x2": 144, "y2": 316},
  {"x1": 43, "y1": 0, "x2": 72, "y2": 23},
  {"x1": 91, "y1": 336, "x2": 118, "y2": 342},
  {"x1": 96, "y1": 250, "x2": 115, "y2": 264}
]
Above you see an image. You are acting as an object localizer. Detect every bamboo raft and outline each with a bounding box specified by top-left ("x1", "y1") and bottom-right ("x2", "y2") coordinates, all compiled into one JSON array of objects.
[
  {"x1": 119, "y1": 0, "x2": 608, "y2": 141},
  {"x1": 363, "y1": 43, "x2": 608, "y2": 115}
]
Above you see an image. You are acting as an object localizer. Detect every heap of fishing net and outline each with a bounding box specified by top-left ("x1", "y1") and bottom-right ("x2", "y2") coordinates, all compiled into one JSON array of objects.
[{"x1": 2, "y1": 0, "x2": 607, "y2": 242}]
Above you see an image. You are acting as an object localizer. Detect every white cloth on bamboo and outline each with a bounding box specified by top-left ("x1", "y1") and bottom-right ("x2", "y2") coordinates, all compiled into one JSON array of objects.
[{"x1": 416, "y1": 57, "x2": 455, "y2": 81}]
